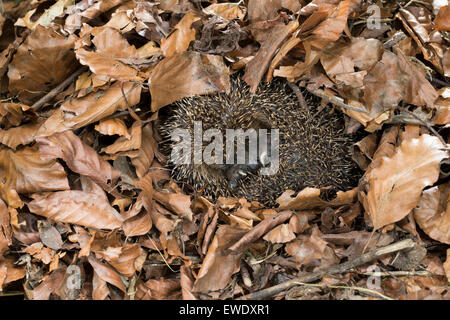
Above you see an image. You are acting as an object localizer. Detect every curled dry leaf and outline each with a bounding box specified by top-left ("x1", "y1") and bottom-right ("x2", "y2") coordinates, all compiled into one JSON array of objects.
[
  {"x1": 76, "y1": 27, "x2": 143, "y2": 81},
  {"x1": 101, "y1": 121, "x2": 142, "y2": 154},
  {"x1": 0, "y1": 198, "x2": 12, "y2": 255},
  {"x1": 413, "y1": 182, "x2": 450, "y2": 244},
  {"x1": 276, "y1": 187, "x2": 358, "y2": 211},
  {"x1": 7, "y1": 25, "x2": 78, "y2": 104},
  {"x1": 131, "y1": 124, "x2": 155, "y2": 178},
  {"x1": 94, "y1": 118, "x2": 130, "y2": 138},
  {"x1": 204, "y1": 2, "x2": 246, "y2": 20},
  {"x1": 92, "y1": 271, "x2": 110, "y2": 300},
  {"x1": 135, "y1": 278, "x2": 181, "y2": 300},
  {"x1": 95, "y1": 243, "x2": 143, "y2": 278},
  {"x1": 26, "y1": 268, "x2": 66, "y2": 300},
  {"x1": 37, "y1": 81, "x2": 141, "y2": 136},
  {"x1": 0, "y1": 121, "x2": 43, "y2": 150},
  {"x1": 360, "y1": 134, "x2": 448, "y2": 230},
  {"x1": 36, "y1": 130, "x2": 120, "y2": 188},
  {"x1": 243, "y1": 19, "x2": 299, "y2": 93},
  {"x1": 263, "y1": 223, "x2": 296, "y2": 244},
  {"x1": 153, "y1": 190, "x2": 194, "y2": 221},
  {"x1": 229, "y1": 210, "x2": 293, "y2": 252},
  {"x1": 15, "y1": 0, "x2": 73, "y2": 30},
  {"x1": 285, "y1": 228, "x2": 339, "y2": 268},
  {"x1": 148, "y1": 51, "x2": 230, "y2": 111},
  {"x1": 28, "y1": 191, "x2": 123, "y2": 230},
  {"x1": 122, "y1": 197, "x2": 152, "y2": 237},
  {"x1": 193, "y1": 225, "x2": 247, "y2": 293},
  {"x1": 0, "y1": 257, "x2": 26, "y2": 290},
  {"x1": 180, "y1": 265, "x2": 197, "y2": 300},
  {"x1": 308, "y1": 0, "x2": 361, "y2": 50},
  {"x1": 88, "y1": 255, "x2": 126, "y2": 293},
  {"x1": 0, "y1": 146, "x2": 69, "y2": 201},
  {"x1": 160, "y1": 11, "x2": 200, "y2": 58}
]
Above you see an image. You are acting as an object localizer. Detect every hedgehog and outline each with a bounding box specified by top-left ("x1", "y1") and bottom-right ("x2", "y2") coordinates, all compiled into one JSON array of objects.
[{"x1": 159, "y1": 74, "x2": 362, "y2": 206}]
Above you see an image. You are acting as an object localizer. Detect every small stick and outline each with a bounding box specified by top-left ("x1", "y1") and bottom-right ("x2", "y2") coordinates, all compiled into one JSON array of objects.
[
  {"x1": 31, "y1": 66, "x2": 88, "y2": 111},
  {"x1": 287, "y1": 82, "x2": 308, "y2": 110},
  {"x1": 306, "y1": 88, "x2": 369, "y2": 114},
  {"x1": 238, "y1": 238, "x2": 415, "y2": 300},
  {"x1": 361, "y1": 270, "x2": 434, "y2": 277}
]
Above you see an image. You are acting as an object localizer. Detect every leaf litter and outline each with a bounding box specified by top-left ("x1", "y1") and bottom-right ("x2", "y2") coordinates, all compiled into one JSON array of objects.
[{"x1": 0, "y1": 0, "x2": 448, "y2": 300}]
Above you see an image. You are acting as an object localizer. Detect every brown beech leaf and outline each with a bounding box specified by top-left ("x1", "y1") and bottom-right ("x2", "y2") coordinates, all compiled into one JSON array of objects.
[
  {"x1": 277, "y1": 187, "x2": 357, "y2": 211},
  {"x1": 160, "y1": 11, "x2": 200, "y2": 57},
  {"x1": 180, "y1": 265, "x2": 197, "y2": 300},
  {"x1": 36, "y1": 130, "x2": 120, "y2": 188},
  {"x1": 0, "y1": 257, "x2": 26, "y2": 289},
  {"x1": 92, "y1": 271, "x2": 110, "y2": 300},
  {"x1": 148, "y1": 51, "x2": 230, "y2": 111},
  {"x1": 76, "y1": 27, "x2": 143, "y2": 81},
  {"x1": 435, "y1": 6, "x2": 450, "y2": 31},
  {"x1": 88, "y1": 255, "x2": 126, "y2": 292},
  {"x1": 204, "y1": 2, "x2": 246, "y2": 20},
  {"x1": 0, "y1": 121, "x2": 42, "y2": 150},
  {"x1": 243, "y1": 19, "x2": 299, "y2": 93},
  {"x1": 94, "y1": 118, "x2": 130, "y2": 138},
  {"x1": 65, "y1": 0, "x2": 125, "y2": 33},
  {"x1": 0, "y1": 198, "x2": 12, "y2": 255},
  {"x1": 26, "y1": 268, "x2": 66, "y2": 300},
  {"x1": 131, "y1": 124, "x2": 155, "y2": 178},
  {"x1": 95, "y1": 244, "x2": 143, "y2": 278},
  {"x1": 193, "y1": 225, "x2": 247, "y2": 293},
  {"x1": 37, "y1": 81, "x2": 141, "y2": 136},
  {"x1": 28, "y1": 191, "x2": 123, "y2": 230},
  {"x1": 308, "y1": 0, "x2": 361, "y2": 50},
  {"x1": 150, "y1": 201, "x2": 176, "y2": 235},
  {"x1": 229, "y1": 210, "x2": 293, "y2": 252},
  {"x1": 0, "y1": 146, "x2": 69, "y2": 196},
  {"x1": 136, "y1": 278, "x2": 181, "y2": 300},
  {"x1": 285, "y1": 231, "x2": 339, "y2": 268},
  {"x1": 122, "y1": 197, "x2": 153, "y2": 237},
  {"x1": 361, "y1": 135, "x2": 448, "y2": 230},
  {"x1": 0, "y1": 102, "x2": 33, "y2": 127},
  {"x1": 101, "y1": 121, "x2": 141, "y2": 154},
  {"x1": 413, "y1": 182, "x2": 450, "y2": 244},
  {"x1": 153, "y1": 190, "x2": 194, "y2": 221},
  {"x1": 263, "y1": 223, "x2": 296, "y2": 244},
  {"x1": 7, "y1": 25, "x2": 78, "y2": 104}
]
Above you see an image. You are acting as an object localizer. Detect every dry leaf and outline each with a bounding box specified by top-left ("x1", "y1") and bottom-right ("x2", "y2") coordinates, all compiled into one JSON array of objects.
[
  {"x1": 361, "y1": 134, "x2": 448, "y2": 230},
  {"x1": 28, "y1": 191, "x2": 123, "y2": 230},
  {"x1": 414, "y1": 182, "x2": 450, "y2": 244}
]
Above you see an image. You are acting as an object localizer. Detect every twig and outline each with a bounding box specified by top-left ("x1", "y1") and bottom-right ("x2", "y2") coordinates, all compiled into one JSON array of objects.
[
  {"x1": 287, "y1": 82, "x2": 308, "y2": 110},
  {"x1": 306, "y1": 88, "x2": 369, "y2": 114},
  {"x1": 31, "y1": 66, "x2": 88, "y2": 111},
  {"x1": 361, "y1": 270, "x2": 435, "y2": 277},
  {"x1": 238, "y1": 238, "x2": 415, "y2": 300},
  {"x1": 288, "y1": 282, "x2": 394, "y2": 300}
]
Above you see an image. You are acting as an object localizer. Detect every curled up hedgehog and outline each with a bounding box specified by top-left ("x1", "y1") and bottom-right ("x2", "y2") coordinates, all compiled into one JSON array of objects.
[{"x1": 159, "y1": 74, "x2": 362, "y2": 206}]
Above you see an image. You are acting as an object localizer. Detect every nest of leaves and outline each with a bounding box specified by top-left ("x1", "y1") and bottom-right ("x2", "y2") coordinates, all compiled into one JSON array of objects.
[{"x1": 0, "y1": 0, "x2": 449, "y2": 300}]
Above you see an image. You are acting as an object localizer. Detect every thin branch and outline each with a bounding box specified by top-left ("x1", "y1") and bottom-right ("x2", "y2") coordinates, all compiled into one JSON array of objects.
[
  {"x1": 287, "y1": 82, "x2": 308, "y2": 110},
  {"x1": 238, "y1": 238, "x2": 416, "y2": 300},
  {"x1": 288, "y1": 282, "x2": 394, "y2": 300},
  {"x1": 31, "y1": 66, "x2": 88, "y2": 111},
  {"x1": 306, "y1": 88, "x2": 369, "y2": 114}
]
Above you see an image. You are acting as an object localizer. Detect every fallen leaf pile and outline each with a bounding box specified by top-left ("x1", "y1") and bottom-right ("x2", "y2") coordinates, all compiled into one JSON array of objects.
[{"x1": 0, "y1": 0, "x2": 449, "y2": 300}]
